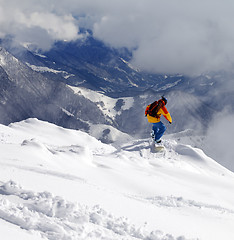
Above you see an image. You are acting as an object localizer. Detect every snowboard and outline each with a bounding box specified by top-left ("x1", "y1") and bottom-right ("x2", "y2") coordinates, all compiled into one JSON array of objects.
[
  {"x1": 151, "y1": 141, "x2": 165, "y2": 152},
  {"x1": 154, "y1": 145, "x2": 165, "y2": 152}
]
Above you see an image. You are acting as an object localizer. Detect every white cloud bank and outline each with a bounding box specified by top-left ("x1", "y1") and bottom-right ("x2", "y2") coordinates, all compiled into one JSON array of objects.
[
  {"x1": 0, "y1": 0, "x2": 82, "y2": 50},
  {"x1": 204, "y1": 110, "x2": 234, "y2": 172},
  {"x1": 1, "y1": 0, "x2": 234, "y2": 75}
]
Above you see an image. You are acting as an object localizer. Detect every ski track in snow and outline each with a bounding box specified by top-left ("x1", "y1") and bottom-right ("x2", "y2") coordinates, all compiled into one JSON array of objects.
[
  {"x1": 129, "y1": 194, "x2": 234, "y2": 216},
  {"x1": 0, "y1": 181, "x2": 190, "y2": 240}
]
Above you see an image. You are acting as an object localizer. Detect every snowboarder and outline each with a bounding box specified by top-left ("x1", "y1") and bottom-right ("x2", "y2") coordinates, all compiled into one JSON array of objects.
[{"x1": 145, "y1": 96, "x2": 172, "y2": 144}]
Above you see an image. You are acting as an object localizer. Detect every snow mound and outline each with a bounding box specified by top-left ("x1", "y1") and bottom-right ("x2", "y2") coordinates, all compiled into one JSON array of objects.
[{"x1": 121, "y1": 139, "x2": 231, "y2": 176}]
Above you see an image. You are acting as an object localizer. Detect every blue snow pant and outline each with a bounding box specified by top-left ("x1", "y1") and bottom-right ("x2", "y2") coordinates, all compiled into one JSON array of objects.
[{"x1": 152, "y1": 121, "x2": 166, "y2": 141}]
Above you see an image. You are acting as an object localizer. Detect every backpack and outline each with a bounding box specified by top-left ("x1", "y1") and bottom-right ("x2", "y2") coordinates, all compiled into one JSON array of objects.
[{"x1": 145, "y1": 100, "x2": 164, "y2": 117}]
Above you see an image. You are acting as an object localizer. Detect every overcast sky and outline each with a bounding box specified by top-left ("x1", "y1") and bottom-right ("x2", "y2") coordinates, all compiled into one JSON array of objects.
[{"x1": 1, "y1": 0, "x2": 234, "y2": 75}]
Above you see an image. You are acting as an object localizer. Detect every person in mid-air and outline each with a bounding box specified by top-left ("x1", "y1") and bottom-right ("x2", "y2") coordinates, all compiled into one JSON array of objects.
[{"x1": 145, "y1": 96, "x2": 172, "y2": 144}]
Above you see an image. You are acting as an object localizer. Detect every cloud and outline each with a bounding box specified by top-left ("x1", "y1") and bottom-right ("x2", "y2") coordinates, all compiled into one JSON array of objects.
[
  {"x1": 204, "y1": 109, "x2": 234, "y2": 172},
  {"x1": 1, "y1": 0, "x2": 234, "y2": 75},
  {"x1": 0, "y1": 0, "x2": 82, "y2": 50},
  {"x1": 92, "y1": 0, "x2": 234, "y2": 75},
  {"x1": 18, "y1": 12, "x2": 78, "y2": 41}
]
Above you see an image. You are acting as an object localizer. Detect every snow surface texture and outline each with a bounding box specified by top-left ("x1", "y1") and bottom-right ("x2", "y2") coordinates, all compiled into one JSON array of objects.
[{"x1": 0, "y1": 118, "x2": 234, "y2": 240}]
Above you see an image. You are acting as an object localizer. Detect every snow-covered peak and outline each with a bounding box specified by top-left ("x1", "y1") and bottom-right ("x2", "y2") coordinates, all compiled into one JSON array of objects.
[
  {"x1": 0, "y1": 47, "x2": 19, "y2": 67},
  {"x1": 1, "y1": 119, "x2": 234, "y2": 240}
]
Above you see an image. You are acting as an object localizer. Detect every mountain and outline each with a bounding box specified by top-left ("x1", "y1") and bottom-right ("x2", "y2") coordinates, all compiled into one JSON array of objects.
[
  {"x1": 4, "y1": 36, "x2": 234, "y2": 107},
  {"x1": 0, "y1": 46, "x2": 111, "y2": 131},
  {"x1": 0, "y1": 43, "x2": 216, "y2": 139},
  {"x1": 0, "y1": 118, "x2": 234, "y2": 240},
  {"x1": 1, "y1": 37, "x2": 186, "y2": 95}
]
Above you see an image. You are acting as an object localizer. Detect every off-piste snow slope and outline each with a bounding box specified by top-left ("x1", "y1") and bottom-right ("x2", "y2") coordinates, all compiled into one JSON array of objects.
[{"x1": 0, "y1": 118, "x2": 234, "y2": 240}]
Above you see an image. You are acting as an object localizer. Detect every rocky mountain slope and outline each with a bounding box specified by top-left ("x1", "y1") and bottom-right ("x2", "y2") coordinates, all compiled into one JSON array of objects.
[{"x1": 0, "y1": 40, "x2": 219, "y2": 140}]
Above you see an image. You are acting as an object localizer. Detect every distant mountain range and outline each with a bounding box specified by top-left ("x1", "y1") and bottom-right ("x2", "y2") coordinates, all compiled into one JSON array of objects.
[
  {"x1": 2, "y1": 36, "x2": 188, "y2": 95},
  {"x1": 0, "y1": 36, "x2": 233, "y2": 143}
]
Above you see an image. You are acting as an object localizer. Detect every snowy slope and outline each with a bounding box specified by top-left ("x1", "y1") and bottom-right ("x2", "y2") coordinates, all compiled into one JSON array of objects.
[
  {"x1": 69, "y1": 86, "x2": 134, "y2": 119},
  {"x1": 0, "y1": 119, "x2": 234, "y2": 240}
]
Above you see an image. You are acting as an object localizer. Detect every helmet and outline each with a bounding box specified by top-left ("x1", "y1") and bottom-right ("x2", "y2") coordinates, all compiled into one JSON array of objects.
[{"x1": 161, "y1": 96, "x2": 167, "y2": 105}]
